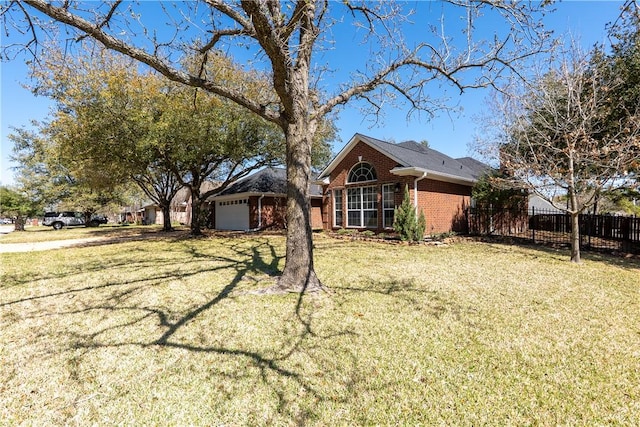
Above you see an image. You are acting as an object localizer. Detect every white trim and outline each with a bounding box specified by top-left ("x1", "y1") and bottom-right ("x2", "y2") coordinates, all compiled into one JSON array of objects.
[
  {"x1": 390, "y1": 166, "x2": 476, "y2": 185},
  {"x1": 382, "y1": 183, "x2": 395, "y2": 229},
  {"x1": 332, "y1": 189, "x2": 343, "y2": 228}
]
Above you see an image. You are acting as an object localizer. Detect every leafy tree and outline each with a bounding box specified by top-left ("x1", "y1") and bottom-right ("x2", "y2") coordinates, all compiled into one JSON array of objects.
[
  {"x1": 0, "y1": 186, "x2": 39, "y2": 231},
  {"x1": 393, "y1": 185, "x2": 426, "y2": 242},
  {"x1": 25, "y1": 46, "x2": 293, "y2": 234},
  {"x1": 9, "y1": 121, "x2": 128, "y2": 220},
  {"x1": 3, "y1": 1, "x2": 551, "y2": 292},
  {"x1": 155, "y1": 81, "x2": 285, "y2": 236},
  {"x1": 592, "y1": 1, "x2": 640, "y2": 187},
  {"x1": 479, "y1": 45, "x2": 640, "y2": 263},
  {"x1": 472, "y1": 171, "x2": 526, "y2": 209}
]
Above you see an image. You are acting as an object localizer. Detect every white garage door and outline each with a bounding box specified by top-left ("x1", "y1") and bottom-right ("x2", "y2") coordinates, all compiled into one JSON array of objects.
[{"x1": 215, "y1": 199, "x2": 250, "y2": 230}]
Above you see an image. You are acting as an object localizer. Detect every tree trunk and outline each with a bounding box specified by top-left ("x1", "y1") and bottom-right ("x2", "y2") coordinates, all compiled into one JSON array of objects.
[
  {"x1": 189, "y1": 189, "x2": 203, "y2": 236},
  {"x1": 14, "y1": 215, "x2": 26, "y2": 232},
  {"x1": 276, "y1": 120, "x2": 324, "y2": 293},
  {"x1": 570, "y1": 212, "x2": 581, "y2": 263},
  {"x1": 567, "y1": 154, "x2": 581, "y2": 263},
  {"x1": 160, "y1": 202, "x2": 173, "y2": 232}
]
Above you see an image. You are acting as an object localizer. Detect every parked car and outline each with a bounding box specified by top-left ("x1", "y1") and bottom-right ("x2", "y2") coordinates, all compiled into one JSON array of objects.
[{"x1": 43, "y1": 211, "x2": 108, "y2": 230}]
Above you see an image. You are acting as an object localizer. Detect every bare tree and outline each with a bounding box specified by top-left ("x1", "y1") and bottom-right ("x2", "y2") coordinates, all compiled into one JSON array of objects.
[
  {"x1": 2, "y1": 1, "x2": 550, "y2": 291},
  {"x1": 476, "y1": 45, "x2": 640, "y2": 262}
]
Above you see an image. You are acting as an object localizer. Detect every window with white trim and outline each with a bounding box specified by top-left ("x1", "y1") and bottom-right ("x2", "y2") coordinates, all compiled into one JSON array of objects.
[
  {"x1": 347, "y1": 162, "x2": 377, "y2": 183},
  {"x1": 382, "y1": 184, "x2": 395, "y2": 228},
  {"x1": 333, "y1": 189, "x2": 343, "y2": 227},
  {"x1": 347, "y1": 186, "x2": 378, "y2": 228}
]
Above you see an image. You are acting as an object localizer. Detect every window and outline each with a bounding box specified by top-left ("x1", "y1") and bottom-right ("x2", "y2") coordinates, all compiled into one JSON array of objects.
[
  {"x1": 382, "y1": 184, "x2": 395, "y2": 228},
  {"x1": 347, "y1": 186, "x2": 378, "y2": 228},
  {"x1": 333, "y1": 189, "x2": 343, "y2": 227},
  {"x1": 347, "y1": 162, "x2": 377, "y2": 183}
]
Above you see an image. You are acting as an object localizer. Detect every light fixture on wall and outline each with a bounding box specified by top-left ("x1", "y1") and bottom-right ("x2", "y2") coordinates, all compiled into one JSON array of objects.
[{"x1": 394, "y1": 182, "x2": 401, "y2": 192}]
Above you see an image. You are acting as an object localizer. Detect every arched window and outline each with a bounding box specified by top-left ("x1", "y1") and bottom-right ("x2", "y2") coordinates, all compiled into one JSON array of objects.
[{"x1": 347, "y1": 162, "x2": 377, "y2": 183}]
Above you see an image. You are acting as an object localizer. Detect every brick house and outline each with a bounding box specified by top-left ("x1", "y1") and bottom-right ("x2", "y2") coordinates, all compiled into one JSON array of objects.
[
  {"x1": 315, "y1": 133, "x2": 489, "y2": 235},
  {"x1": 207, "y1": 167, "x2": 324, "y2": 231}
]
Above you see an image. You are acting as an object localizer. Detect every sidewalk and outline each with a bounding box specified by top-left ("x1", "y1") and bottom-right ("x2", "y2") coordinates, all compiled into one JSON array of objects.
[{"x1": 0, "y1": 237, "x2": 105, "y2": 253}]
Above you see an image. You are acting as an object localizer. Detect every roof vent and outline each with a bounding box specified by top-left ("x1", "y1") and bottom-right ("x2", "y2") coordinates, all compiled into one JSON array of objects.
[{"x1": 442, "y1": 160, "x2": 445, "y2": 165}]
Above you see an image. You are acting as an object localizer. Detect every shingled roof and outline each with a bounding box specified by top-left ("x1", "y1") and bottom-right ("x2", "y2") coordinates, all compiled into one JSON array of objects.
[
  {"x1": 214, "y1": 167, "x2": 322, "y2": 198},
  {"x1": 317, "y1": 133, "x2": 489, "y2": 184}
]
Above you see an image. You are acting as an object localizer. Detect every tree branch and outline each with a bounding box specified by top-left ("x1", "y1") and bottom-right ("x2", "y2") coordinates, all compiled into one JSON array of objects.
[{"x1": 22, "y1": 0, "x2": 281, "y2": 124}]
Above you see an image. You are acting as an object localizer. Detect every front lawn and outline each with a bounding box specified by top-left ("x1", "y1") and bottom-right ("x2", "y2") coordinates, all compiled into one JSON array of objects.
[{"x1": 1, "y1": 233, "x2": 638, "y2": 425}]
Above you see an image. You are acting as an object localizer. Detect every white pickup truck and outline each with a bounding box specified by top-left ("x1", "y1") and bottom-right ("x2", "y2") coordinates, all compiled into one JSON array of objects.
[{"x1": 43, "y1": 211, "x2": 108, "y2": 230}]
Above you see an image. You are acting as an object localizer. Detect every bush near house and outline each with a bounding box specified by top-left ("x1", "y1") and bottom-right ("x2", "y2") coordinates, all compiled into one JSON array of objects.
[{"x1": 394, "y1": 185, "x2": 427, "y2": 241}]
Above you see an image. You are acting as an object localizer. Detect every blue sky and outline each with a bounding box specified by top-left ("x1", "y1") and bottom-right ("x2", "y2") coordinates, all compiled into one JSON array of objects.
[{"x1": 0, "y1": 1, "x2": 626, "y2": 186}]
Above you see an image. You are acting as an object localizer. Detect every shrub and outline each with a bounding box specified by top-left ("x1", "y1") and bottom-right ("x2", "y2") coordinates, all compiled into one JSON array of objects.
[
  {"x1": 393, "y1": 185, "x2": 426, "y2": 242},
  {"x1": 336, "y1": 228, "x2": 356, "y2": 235}
]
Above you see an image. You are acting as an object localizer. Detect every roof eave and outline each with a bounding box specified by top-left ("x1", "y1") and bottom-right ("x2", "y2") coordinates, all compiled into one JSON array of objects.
[
  {"x1": 391, "y1": 167, "x2": 476, "y2": 185},
  {"x1": 313, "y1": 177, "x2": 330, "y2": 185},
  {"x1": 207, "y1": 192, "x2": 285, "y2": 202},
  {"x1": 207, "y1": 191, "x2": 323, "y2": 202}
]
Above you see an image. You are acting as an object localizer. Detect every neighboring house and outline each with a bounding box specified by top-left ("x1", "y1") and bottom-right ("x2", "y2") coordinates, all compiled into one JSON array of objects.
[
  {"x1": 528, "y1": 194, "x2": 565, "y2": 214},
  {"x1": 207, "y1": 167, "x2": 324, "y2": 231},
  {"x1": 138, "y1": 182, "x2": 219, "y2": 226},
  {"x1": 315, "y1": 133, "x2": 489, "y2": 235}
]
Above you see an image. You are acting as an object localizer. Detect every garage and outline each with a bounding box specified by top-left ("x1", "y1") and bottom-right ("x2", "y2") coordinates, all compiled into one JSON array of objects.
[{"x1": 215, "y1": 198, "x2": 250, "y2": 230}]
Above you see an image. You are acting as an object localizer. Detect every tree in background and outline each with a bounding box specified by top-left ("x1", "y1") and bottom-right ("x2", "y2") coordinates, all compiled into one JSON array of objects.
[
  {"x1": 471, "y1": 171, "x2": 527, "y2": 209},
  {"x1": 20, "y1": 46, "x2": 298, "y2": 234},
  {"x1": 3, "y1": 1, "x2": 551, "y2": 292},
  {"x1": 0, "y1": 186, "x2": 39, "y2": 231},
  {"x1": 9, "y1": 122, "x2": 128, "y2": 222},
  {"x1": 477, "y1": 45, "x2": 640, "y2": 263},
  {"x1": 591, "y1": 0, "x2": 640, "y2": 210}
]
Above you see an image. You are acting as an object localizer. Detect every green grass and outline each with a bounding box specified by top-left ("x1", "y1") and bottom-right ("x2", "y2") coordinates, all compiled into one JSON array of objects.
[{"x1": 1, "y1": 233, "x2": 639, "y2": 425}]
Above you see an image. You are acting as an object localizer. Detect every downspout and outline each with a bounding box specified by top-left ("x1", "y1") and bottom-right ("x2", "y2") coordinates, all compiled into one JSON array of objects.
[
  {"x1": 247, "y1": 194, "x2": 266, "y2": 232},
  {"x1": 414, "y1": 172, "x2": 428, "y2": 212},
  {"x1": 257, "y1": 194, "x2": 265, "y2": 229}
]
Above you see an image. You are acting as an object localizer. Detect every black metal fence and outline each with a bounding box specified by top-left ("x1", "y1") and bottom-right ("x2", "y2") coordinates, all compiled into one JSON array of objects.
[{"x1": 468, "y1": 206, "x2": 640, "y2": 254}]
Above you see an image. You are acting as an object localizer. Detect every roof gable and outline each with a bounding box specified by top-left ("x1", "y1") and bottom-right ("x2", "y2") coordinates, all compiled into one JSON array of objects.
[{"x1": 318, "y1": 133, "x2": 488, "y2": 184}]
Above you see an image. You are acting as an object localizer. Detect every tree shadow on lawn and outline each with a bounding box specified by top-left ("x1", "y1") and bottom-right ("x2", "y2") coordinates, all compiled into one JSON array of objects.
[
  {"x1": 332, "y1": 277, "x2": 480, "y2": 326},
  {"x1": 3, "y1": 237, "x2": 360, "y2": 421}
]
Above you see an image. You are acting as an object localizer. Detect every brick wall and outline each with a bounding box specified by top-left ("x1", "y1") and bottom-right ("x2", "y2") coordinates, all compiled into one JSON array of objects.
[
  {"x1": 415, "y1": 180, "x2": 471, "y2": 234},
  {"x1": 247, "y1": 196, "x2": 322, "y2": 230},
  {"x1": 249, "y1": 196, "x2": 286, "y2": 229}
]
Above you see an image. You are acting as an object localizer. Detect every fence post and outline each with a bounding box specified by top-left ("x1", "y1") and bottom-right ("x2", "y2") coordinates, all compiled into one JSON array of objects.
[
  {"x1": 588, "y1": 214, "x2": 592, "y2": 250},
  {"x1": 531, "y1": 206, "x2": 535, "y2": 243}
]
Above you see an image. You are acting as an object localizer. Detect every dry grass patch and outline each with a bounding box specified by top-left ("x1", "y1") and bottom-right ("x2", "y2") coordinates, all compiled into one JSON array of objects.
[{"x1": 1, "y1": 234, "x2": 639, "y2": 425}]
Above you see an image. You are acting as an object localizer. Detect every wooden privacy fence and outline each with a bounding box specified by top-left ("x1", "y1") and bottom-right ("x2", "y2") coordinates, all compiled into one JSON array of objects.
[{"x1": 468, "y1": 206, "x2": 640, "y2": 254}]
